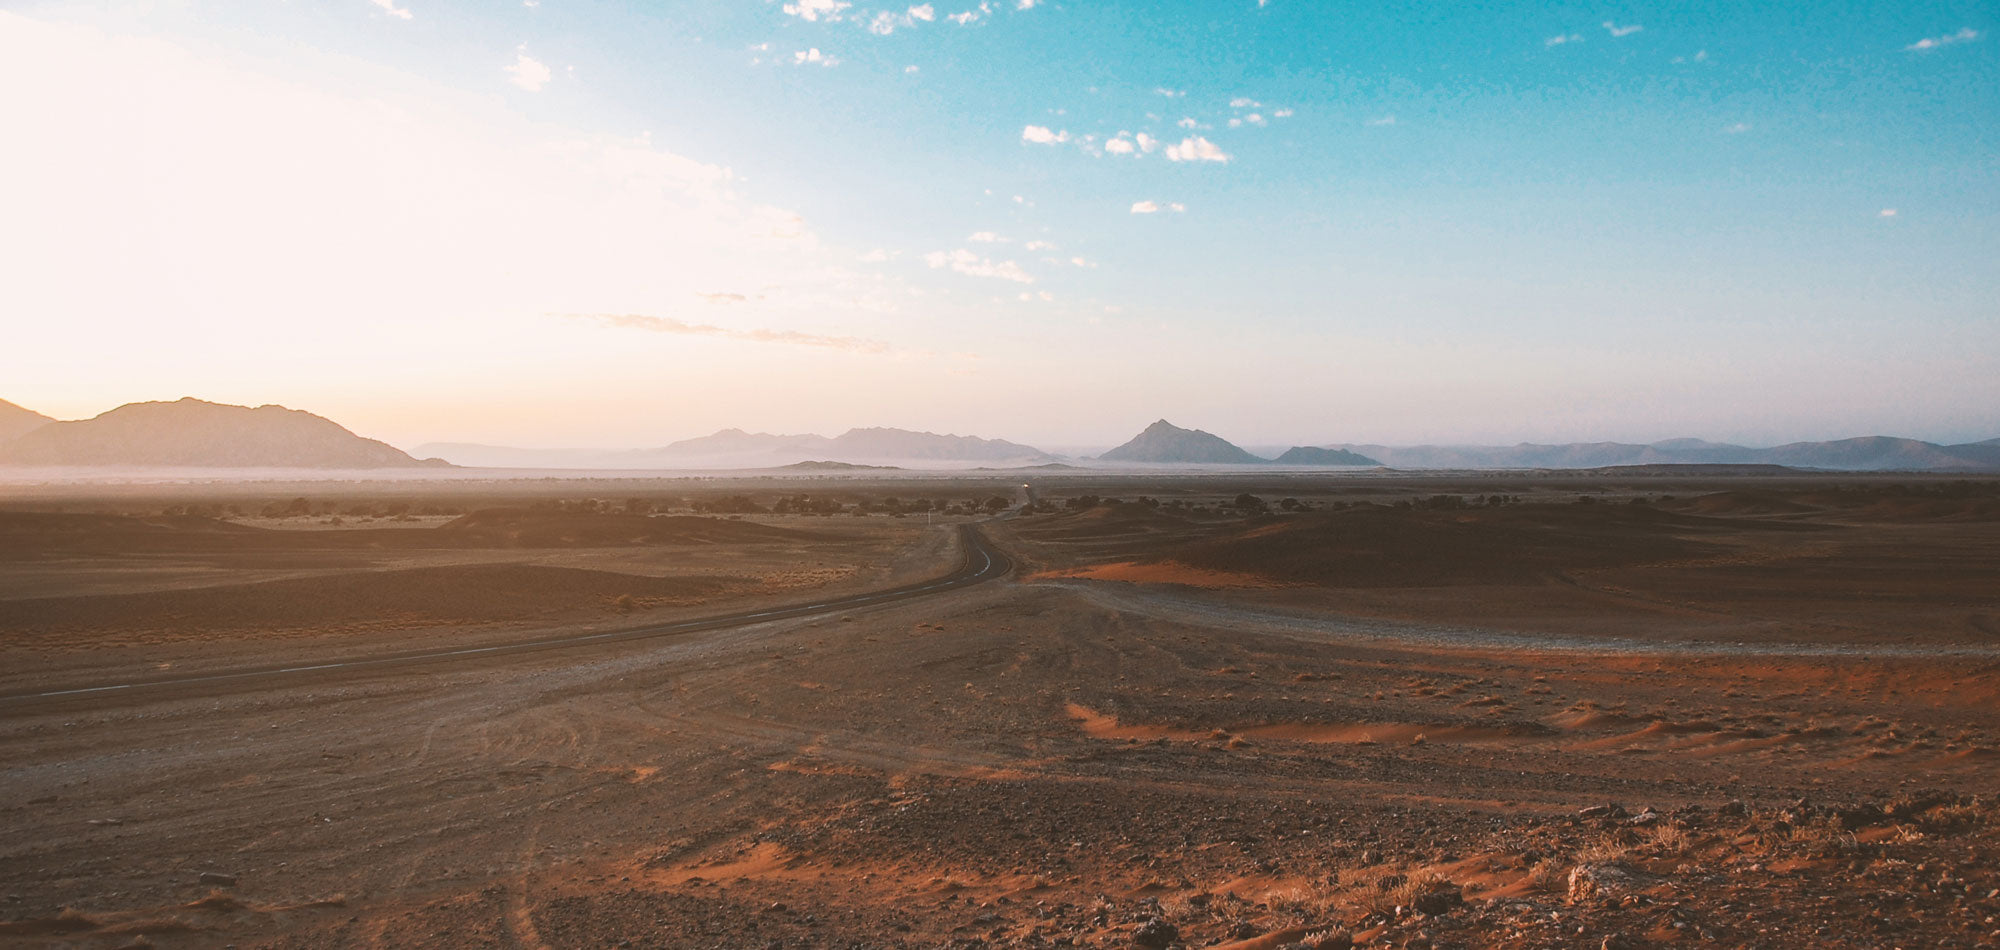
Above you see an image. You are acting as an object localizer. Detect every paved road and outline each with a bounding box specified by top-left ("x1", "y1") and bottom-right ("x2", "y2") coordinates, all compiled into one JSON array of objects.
[{"x1": 0, "y1": 523, "x2": 1012, "y2": 709}]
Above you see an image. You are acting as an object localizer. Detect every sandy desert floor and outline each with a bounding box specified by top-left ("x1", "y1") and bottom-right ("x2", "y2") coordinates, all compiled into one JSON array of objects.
[{"x1": 1, "y1": 474, "x2": 1997, "y2": 949}]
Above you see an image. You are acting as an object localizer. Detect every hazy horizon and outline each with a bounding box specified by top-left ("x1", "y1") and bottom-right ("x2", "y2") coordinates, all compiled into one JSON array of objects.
[{"x1": 4, "y1": 3, "x2": 1995, "y2": 450}]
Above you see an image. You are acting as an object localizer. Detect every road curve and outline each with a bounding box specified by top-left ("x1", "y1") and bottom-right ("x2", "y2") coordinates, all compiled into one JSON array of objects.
[{"x1": 0, "y1": 523, "x2": 1013, "y2": 709}]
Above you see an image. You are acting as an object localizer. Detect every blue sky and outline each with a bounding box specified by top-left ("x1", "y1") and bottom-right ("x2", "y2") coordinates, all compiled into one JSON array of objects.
[{"x1": 2, "y1": 1, "x2": 1994, "y2": 449}]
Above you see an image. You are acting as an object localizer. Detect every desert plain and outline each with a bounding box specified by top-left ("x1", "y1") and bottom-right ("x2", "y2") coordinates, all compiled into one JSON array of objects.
[{"x1": 2, "y1": 471, "x2": 1998, "y2": 949}]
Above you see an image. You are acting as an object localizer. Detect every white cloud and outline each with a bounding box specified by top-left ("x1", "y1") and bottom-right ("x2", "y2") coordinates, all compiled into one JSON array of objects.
[
  {"x1": 505, "y1": 48, "x2": 551, "y2": 91},
  {"x1": 949, "y1": 10, "x2": 979, "y2": 24},
  {"x1": 904, "y1": 64, "x2": 919, "y2": 73},
  {"x1": 1069, "y1": 256, "x2": 1096, "y2": 268},
  {"x1": 1724, "y1": 122, "x2": 1751, "y2": 134},
  {"x1": 1545, "y1": 33, "x2": 1583, "y2": 46},
  {"x1": 1021, "y1": 124, "x2": 1068, "y2": 144},
  {"x1": 1164, "y1": 135, "x2": 1229, "y2": 163},
  {"x1": 1017, "y1": 0, "x2": 1038, "y2": 8},
  {"x1": 1017, "y1": 290, "x2": 1054, "y2": 302},
  {"x1": 869, "y1": 5, "x2": 939, "y2": 34},
  {"x1": 1168, "y1": 202, "x2": 1185, "y2": 212},
  {"x1": 1602, "y1": 21, "x2": 1643, "y2": 38},
  {"x1": 1244, "y1": 113, "x2": 1265, "y2": 125},
  {"x1": 1104, "y1": 137, "x2": 1135, "y2": 154},
  {"x1": 370, "y1": 0, "x2": 413, "y2": 20},
  {"x1": 1024, "y1": 240, "x2": 1056, "y2": 251},
  {"x1": 1367, "y1": 114, "x2": 1396, "y2": 126},
  {"x1": 793, "y1": 47, "x2": 839, "y2": 66},
  {"x1": 859, "y1": 248, "x2": 893, "y2": 262},
  {"x1": 0, "y1": 12, "x2": 918, "y2": 392},
  {"x1": 923, "y1": 248, "x2": 1033, "y2": 283},
  {"x1": 1229, "y1": 97, "x2": 1260, "y2": 108},
  {"x1": 1227, "y1": 117, "x2": 1241, "y2": 128},
  {"x1": 1906, "y1": 27, "x2": 1980, "y2": 51},
  {"x1": 1131, "y1": 200, "x2": 1160, "y2": 214},
  {"x1": 967, "y1": 230, "x2": 1007, "y2": 242},
  {"x1": 1155, "y1": 87, "x2": 1185, "y2": 98},
  {"x1": 1273, "y1": 108, "x2": 1294, "y2": 118},
  {"x1": 1879, "y1": 208, "x2": 1898, "y2": 217},
  {"x1": 1135, "y1": 132, "x2": 1159, "y2": 153},
  {"x1": 1176, "y1": 117, "x2": 1200, "y2": 129},
  {"x1": 782, "y1": 0, "x2": 852, "y2": 22}
]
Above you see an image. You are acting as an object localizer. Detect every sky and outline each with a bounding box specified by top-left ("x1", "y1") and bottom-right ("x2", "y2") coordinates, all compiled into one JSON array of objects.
[{"x1": 2, "y1": 1, "x2": 1995, "y2": 451}]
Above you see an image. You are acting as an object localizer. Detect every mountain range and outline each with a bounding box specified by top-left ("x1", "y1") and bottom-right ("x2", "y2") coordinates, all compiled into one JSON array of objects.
[
  {"x1": 1320, "y1": 436, "x2": 2000, "y2": 472},
  {"x1": 0, "y1": 396, "x2": 1994, "y2": 472},
  {"x1": 0, "y1": 398, "x2": 445, "y2": 469},
  {"x1": 417, "y1": 427, "x2": 1052, "y2": 470}
]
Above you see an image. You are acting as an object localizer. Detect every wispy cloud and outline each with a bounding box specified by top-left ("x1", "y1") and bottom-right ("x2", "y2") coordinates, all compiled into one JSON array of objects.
[
  {"x1": 869, "y1": 4, "x2": 937, "y2": 34},
  {"x1": 967, "y1": 230, "x2": 1008, "y2": 243},
  {"x1": 1366, "y1": 114, "x2": 1396, "y2": 127},
  {"x1": 1021, "y1": 124, "x2": 1068, "y2": 144},
  {"x1": 1023, "y1": 240, "x2": 1057, "y2": 251},
  {"x1": 1164, "y1": 135, "x2": 1228, "y2": 163},
  {"x1": 370, "y1": 0, "x2": 413, "y2": 20},
  {"x1": 1724, "y1": 122, "x2": 1751, "y2": 134},
  {"x1": 1131, "y1": 200, "x2": 1185, "y2": 214},
  {"x1": 792, "y1": 47, "x2": 839, "y2": 67},
  {"x1": 569, "y1": 312, "x2": 889, "y2": 353},
  {"x1": 923, "y1": 248, "x2": 1034, "y2": 283},
  {"x1": 1155, "y1": 87, "x2": 1186, "y2": 98},
  {"x1": 1879, "y1": 208, "x2": 1898, "y2": 217},
  {"x1": 1545, "y1": 33, "x2": 1583, "y2": 47},
  {"x1": 1906, "y1": 27, "x2": 1980, "y2": 51},
  {"x1": 1602, "y1": 21, "x2": 1642, "y2": 38},
  {"x1": 505, "y1": 48, "x2": 551, "y2": 91},
  {"x1": 782, "y1": 0, "x2": 851, "y2": 22}
]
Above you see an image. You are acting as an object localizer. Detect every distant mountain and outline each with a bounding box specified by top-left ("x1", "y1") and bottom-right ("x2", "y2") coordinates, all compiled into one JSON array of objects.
[
  {"x1": 417, "y1": 426, "x2": 1052, "y2": 470},
  {"x1": 1272, "y1": 445, "x2": 1381, "y2": 466},
  {"x1": 1099, "y1": 420, "x2": 1266, "y2": 464},
  {"x1": 826, "y1": 427, "x2": 1046, "y2": 461},
  {"x1": 0, "y1": 398, "x2": 446, "y2": 468},
  {"x1": 1943, "y1": 439, "x2": 2000, "y2": 468},
  {"x1": 0, "y1": 398, "x2": 54, "y2": 443},
  {"x1": 1758, "y1": 436, "x2": 1980, "y2": 472},
  {"x1": 1324, "y1": 436, "x2": 2000, "y2": 472},
  {"x1": 663, "y1": 428, "x2": 830, "y2": 456}
]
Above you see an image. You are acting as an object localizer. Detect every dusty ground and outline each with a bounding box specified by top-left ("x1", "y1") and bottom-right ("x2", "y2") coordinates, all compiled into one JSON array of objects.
[{"x1": 1, "y1": 474, "x2": 1997, "y2": 949}]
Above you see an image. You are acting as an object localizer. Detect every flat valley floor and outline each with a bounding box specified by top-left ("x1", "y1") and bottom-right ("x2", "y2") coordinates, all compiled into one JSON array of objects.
[{"x1": 2, "y1": 473, "x2": 1997, "y2": 949}]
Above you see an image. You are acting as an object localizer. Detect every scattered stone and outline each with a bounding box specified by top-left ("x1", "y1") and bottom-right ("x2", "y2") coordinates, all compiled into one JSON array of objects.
[
  {"x1": 1579, "y1": 804, "x2": 1628, "y2": 820},
  {"x1": 198, "y1": 872, "x2": 238, "y2": 887},
  {"x1": 1568, "y1": 864, "x2": 1639, "y2": 903},
  {"x1": 1412, "y1": 885, "x2": 1463, "y2": 916},
  {"x1": 1132, "y1": 917, "x2": 1178, "y2": 948}
]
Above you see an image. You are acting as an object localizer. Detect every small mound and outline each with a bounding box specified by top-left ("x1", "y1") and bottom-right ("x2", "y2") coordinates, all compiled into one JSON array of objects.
[
  {"x1": 438, "y1": 509, "x2": 811, "y2": 547},
  {"x1": 1163, "y1": 505, "x2": 1725, "y2": 588},
  {"x1": 1671, "y1": 491, "x2": 1821, "y2": 517}
]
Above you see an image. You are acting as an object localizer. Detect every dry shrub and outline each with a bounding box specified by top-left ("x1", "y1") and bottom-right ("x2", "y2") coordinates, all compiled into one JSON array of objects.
[
  {"x1": 1526, "y1": 859, "x2": 1566, "y2": 893},
  {"x1": 1642, "y1": 823, "x2": 1692, "y2": 855},
  {"x1": 1270, "y1": 885, "x2": 1339, "y2": 920},
  {"x1": 1362, "y1": 869, "x2": 1448, "y2": 915}
]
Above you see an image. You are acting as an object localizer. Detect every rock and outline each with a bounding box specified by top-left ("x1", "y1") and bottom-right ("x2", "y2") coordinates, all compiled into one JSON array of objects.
[
  {"x1": 1567, "y1": 864, "x2": 1639, "y2": 903},
  {"x1": 1412, "y1": 885, "x2": 1463, "y2": 916},
  {"x1": 1132, "y1": 917, "x2": 1179, "y2": 948},
  {"x1": 1717, "y1": 800, "x2": 1748, "y2": 819},
  {"x1": 1838, "y1": 803, "x2": 1886, "y2": 830},
  {"x1": 1579, "y1": 804, "x2": 1628, "y2": 820},
  {"x1": 1230, "y1": 920, "x2": 1262, "y2": 939},
  {"x1": 198, "y1": 872, "x2": 237, "y2": 887}
]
